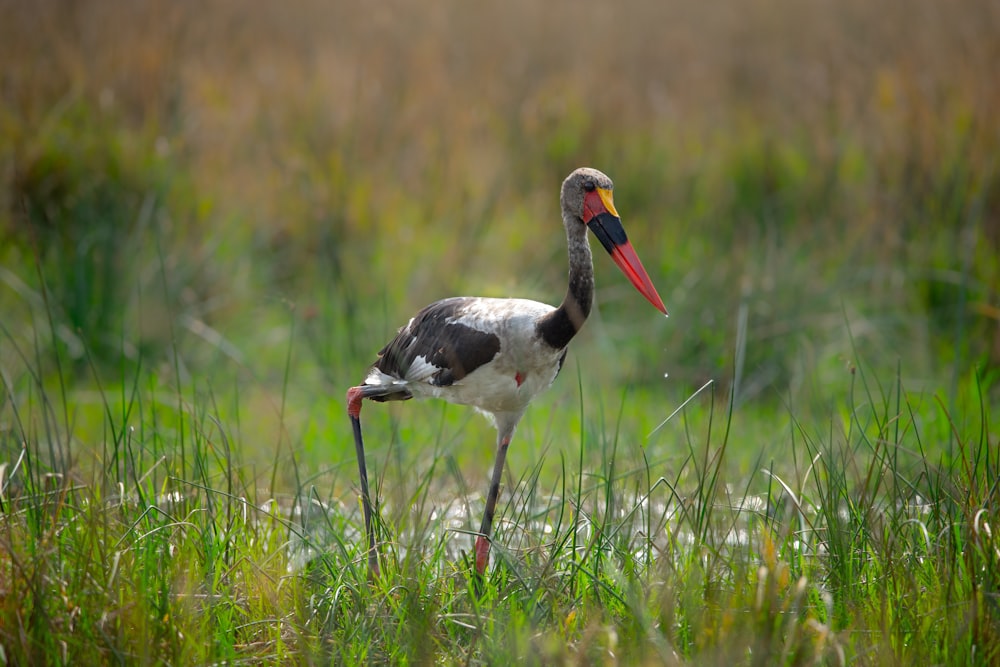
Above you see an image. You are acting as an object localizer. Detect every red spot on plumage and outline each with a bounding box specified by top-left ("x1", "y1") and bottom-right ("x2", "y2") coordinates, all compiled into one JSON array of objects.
[{"x1": 515, "y1": 371, "x2": 525, "y2": 387}]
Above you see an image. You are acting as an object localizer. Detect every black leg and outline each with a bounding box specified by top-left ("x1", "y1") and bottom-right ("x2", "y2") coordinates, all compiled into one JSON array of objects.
[
  {"x1": 347, "y1": 387, "x2": 379, "y2": 579},
  {"x1": 474, "y1": 425, "x2": 515, "y2": 593}
]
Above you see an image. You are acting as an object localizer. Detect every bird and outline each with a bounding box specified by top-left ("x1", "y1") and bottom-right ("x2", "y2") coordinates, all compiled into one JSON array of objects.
[{"x1": 346, "y1": 167, "x2": 667, "y2": 584}]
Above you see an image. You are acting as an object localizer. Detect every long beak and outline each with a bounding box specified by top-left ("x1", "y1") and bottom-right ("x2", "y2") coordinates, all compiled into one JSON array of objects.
[{"x1": 584, "y1": 188, "x2": 668, "y2": 315}]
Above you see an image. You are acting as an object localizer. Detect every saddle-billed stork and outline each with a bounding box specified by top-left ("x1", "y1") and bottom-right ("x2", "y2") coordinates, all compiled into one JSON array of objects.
[{"x1": 346, "y1": 167, "x2": 667, "y2": 583}]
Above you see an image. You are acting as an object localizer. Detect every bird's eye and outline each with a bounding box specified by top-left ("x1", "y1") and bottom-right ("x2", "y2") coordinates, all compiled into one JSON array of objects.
[{"x1": 583, "y1": 181, "x2": 596, "y2": 192}]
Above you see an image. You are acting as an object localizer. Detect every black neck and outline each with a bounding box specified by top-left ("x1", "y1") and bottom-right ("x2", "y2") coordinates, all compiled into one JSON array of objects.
[{"x1": 537, "y1": 222, "x2": 593, "y2": 349}]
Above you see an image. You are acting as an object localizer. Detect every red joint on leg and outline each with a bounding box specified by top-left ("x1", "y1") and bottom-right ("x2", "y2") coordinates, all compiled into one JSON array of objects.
[
  {"x1": 474, "y1": 535, "x2": 490, "y2": 575},
  {"x1": 347, "y1": 386, "x2": 364, "y2": 418}
]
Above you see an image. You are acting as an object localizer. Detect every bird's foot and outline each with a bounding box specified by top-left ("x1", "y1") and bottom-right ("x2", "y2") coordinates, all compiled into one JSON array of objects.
[{"x1": 347, "y1": 386, "x2": 365, "y2": 418}]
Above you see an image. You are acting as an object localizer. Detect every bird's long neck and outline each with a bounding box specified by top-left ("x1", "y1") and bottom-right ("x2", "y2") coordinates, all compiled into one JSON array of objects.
[{"x1": 537, "y1": 215, "x2": 593, "y2": 349}]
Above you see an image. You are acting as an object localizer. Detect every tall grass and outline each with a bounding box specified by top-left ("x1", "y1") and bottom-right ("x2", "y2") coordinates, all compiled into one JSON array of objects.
[
  {"x1": 2, "y1": 317, "x2": 995, "y2": 662},
  {"x1": 1, "y1": 0, "x2": 998, "y2": 663}
]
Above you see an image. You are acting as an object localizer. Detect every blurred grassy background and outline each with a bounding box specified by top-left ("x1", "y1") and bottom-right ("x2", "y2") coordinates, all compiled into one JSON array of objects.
[
  {"x1": 1, "y1": 0, "x2": 998, "y2": 488},
  {"x1": 1, "y1": 2, "x2": 999, "y2": 662}
]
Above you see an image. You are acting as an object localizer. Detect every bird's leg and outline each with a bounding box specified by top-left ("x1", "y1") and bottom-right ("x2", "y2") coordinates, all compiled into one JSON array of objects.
[
  {"x1": 347, "y1": 386, "x2": 379, "y2": 579},
  {"x1": 475, "y1": 426, "x2": 515, "y2": 582}
]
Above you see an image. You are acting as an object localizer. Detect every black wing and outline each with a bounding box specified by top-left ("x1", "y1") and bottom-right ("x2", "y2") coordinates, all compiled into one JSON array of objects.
[{"x1": 374, "y1": 297, "x2": 501, "y2": 387}]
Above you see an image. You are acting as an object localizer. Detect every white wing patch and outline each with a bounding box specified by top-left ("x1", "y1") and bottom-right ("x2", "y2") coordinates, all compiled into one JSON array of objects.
[
  {"x1": 402, "y1": 355, "x2": 441, "y2": 384},
  {"x1": 444, "y1": 298, "x2": 554, "y2": 334},
  {"x1": 364, "y1": 367, "x2": 409, "y2": 388}
]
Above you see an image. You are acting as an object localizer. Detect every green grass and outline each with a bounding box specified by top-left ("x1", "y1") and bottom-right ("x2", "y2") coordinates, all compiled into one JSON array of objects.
[
  {"x1": 1, "y1": 319, "x2": 996, "y2": 663},
  {"x1": 2, "y1": 0, "x2": 999, "y2": 663}
]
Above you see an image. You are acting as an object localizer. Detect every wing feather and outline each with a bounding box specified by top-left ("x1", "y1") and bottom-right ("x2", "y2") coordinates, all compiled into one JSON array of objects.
[{"x1": 374, "y1": 297, "x2": 502, "y2": 387}]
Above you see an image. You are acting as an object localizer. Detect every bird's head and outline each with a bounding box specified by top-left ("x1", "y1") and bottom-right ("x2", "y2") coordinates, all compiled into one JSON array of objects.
[{"x1": 562, "y1": 168, "x2": 668, "y2": 315}]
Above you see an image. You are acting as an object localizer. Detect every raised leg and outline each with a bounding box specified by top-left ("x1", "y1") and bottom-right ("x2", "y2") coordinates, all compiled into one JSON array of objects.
[
  {"x1": 474, "y1": 420, "x2": 517, "y2": 587},
  {"x1": 347, "y1": 386, "x2": 379, "y2": 579}
]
